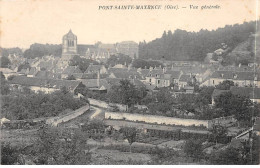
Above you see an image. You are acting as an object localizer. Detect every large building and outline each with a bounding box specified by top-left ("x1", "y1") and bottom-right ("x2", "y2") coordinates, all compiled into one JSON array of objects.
[
  {"x1": 116, "y1": 41, "x2": 139, "y2": 59},
  {"x1": 62, "y1": 29, "x2": 78, "y2": 61}
]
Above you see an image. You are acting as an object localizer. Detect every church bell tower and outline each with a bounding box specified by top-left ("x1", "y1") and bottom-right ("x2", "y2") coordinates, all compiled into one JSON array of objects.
[{"x1": 62, "y1": 29, "x2": 78, "y2": 61}]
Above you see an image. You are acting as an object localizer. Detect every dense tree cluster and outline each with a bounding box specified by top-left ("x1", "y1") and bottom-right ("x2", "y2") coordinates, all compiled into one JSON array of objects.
[
  {"x1": 106, "y1": 54, "x2": 132, "y2": 67},
  {"x1": 107, "y1": 79, "x2": 147, "y2": 107},
  {"x1": 1, "y1": 126, "x2": 92, "y2": 165},
  {"x1": 139, "y1": 21, "x2": 256, "y2": 61},
  {"x1": 23, "y1": 43, "x2": 62, "y2": 58},
  {"x1": 69, "y1": 56, "x2": 99, "y2": 72},
  {"x1": 209, "y1": 134, "x2": 259, "y2": 165},
  {"x1": 0, "y1": 47, "x2": 23, "y2": 57},
  {"x1": 1, "y1": 72, "x2": 10, "y2": 95},
  {"x1": 1, "y1": 90, "x2": 87, "y2": 120},
  {"x1": 0, "y1": 56, "x2": 11, "y2": 68},
  {"x1": 214, "y1": 92, "x2": 254, "y2": 122},
  {"x1": 32, "y1": 126, "x2": 91, "y2": 164},
  {"x1": 215, "y1": 80, "x2": 235, "y2": 90}
]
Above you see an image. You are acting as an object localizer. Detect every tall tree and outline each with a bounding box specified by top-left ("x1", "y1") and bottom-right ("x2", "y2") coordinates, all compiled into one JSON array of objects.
[
  {"x1": 119, "y1": 127, "x2": 137, "y2": 153},
  {"x1": 216, "y1": 80, "x2": 235, "y2": 90},
  {"x1": 107, "y1": 79, "x2": 139, "y2": 107},
  {"x1": 214, "y1": 92, "x2": 253, "y2": 124},
  {"x1": 210, "y1": 125, "x2": 228, "y2": 144}
]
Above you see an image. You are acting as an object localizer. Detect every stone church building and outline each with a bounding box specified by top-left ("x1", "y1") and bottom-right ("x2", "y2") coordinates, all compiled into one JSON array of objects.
[{"x1": 62, "y1": 29, "x2": 79, "y2": 61}]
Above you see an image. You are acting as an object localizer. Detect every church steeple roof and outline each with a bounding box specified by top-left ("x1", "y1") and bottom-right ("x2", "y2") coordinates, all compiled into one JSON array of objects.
[{"x1": 63, "y1": 29, "x2": 77, "y2": 40}]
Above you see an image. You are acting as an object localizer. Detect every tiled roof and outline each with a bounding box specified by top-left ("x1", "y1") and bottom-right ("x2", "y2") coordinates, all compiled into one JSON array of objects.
[
  {"x1": 146, "y1": 69, "x2": 164, "y2": 78},
  {"x1": 81, "y1": 79, "x2": 110, "y2": 90},
  {"x1": 63, "y1": 29, "x2": 77, "y2": 39},
  {"x1": 112, "y1": 64, "x2": 127, "y2": 69},
  {"x1": 179, "y1": 74, "x2": 193, "y2": 82},
  {"x1": 62, "y1": 66, "x2": 82, "y2": 74},
  {"x1": 11, "y1": 76, "x2": 47, "y2": 86},
  {"x1": 164, "y1": 70, "x2": 181, "y2": 79},
  {"x1": 108, "y1": 68, "x2": 128, "y2": 73},
  {"x1": 111, "y1": 71, "x2": 142, "y2": 79},
  {"x1": 211, "y1": 71, "x2": 259, "y2": 81},
  {"x1": 10, "y1": 76, "x2": 81, "y2": 90},
  {"x1": 35, "y1": 71, "x2": 51, "y2": 78},
  {"x1": 105, "y1": 78, "x2": 145, "y2": 88},
  {"x1": 86, "y1": 65, "x2": 105, "y2": 72},
  {"x1": 71, "y1": 73, "x2": 83, "y2": 79},
  {"x1": 105, "y1": 78, "x2": 121, "y2": 86},
  {"x1": 81, "y1": 73, "x2": 97, "y2": 79},
  {"x1": 182, "y1": 67, "x2": 207, "y2": 74},
  {"x1": 138, "y1": 69, "x2": 150, "y2": 77}
]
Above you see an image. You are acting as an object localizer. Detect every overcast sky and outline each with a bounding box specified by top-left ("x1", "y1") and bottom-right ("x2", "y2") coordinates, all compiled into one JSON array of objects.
[{"x1": 0, "y1": 0, "x2": 258, "y2": 48}]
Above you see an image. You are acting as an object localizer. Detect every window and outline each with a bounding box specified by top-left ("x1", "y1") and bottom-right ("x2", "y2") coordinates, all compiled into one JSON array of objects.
[
  {"x1": 213, "y1": 80, "x2": 215, "y2": 84},
  {"x1": 158, "y1": 80, "x2": 160, "y2": 84},
  {"x1": 149, "y1": 79, "x2": 151, "y2": 82}
]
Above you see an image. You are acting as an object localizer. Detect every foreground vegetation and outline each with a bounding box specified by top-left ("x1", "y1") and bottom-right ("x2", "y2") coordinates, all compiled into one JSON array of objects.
[{"x1": 1, "y1": 88, "x2": 88, "y2": 120}]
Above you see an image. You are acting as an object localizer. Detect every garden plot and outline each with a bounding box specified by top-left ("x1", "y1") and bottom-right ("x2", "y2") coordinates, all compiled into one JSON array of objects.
[{"x1": 92, "y1": 149, "x2": 151, "y2": 163}]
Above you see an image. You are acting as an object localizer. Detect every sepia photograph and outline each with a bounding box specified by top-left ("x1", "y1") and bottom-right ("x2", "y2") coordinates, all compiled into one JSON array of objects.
[{"x1": 0, "y1": 0, "x2": 259, "y2": 165}]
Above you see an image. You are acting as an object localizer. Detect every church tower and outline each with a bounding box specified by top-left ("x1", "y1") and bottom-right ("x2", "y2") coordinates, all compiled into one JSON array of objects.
[{"x1": 62, "y1": 29, "x2": 78, "y2": 61}]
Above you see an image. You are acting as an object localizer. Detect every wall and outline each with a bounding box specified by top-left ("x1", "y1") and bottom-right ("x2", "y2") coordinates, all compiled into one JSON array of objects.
[
  {"x1": 88, "y1": 98, "x2": 127, "y2": 111},
  {"x1": 46, "y1": 104, "x2": 90, "y2": 126},
  {"x1": 105, "y1": 111, "x2": 209, "y2": 128},
  {"x1": 88, "y1": 98, "x2": 109, "y2": 108},
  {"x1": 30, "y1": 86, "x2": 58, "y2": 94}
]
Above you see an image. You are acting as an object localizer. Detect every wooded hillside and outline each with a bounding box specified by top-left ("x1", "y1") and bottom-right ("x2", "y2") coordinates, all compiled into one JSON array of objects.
[{"x1": 138, "y1": 21, "x2": 257, "y2": 61}]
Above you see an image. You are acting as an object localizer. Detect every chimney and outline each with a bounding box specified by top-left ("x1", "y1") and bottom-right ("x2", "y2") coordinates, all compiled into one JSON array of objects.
[{"x1": 239, "y1": 63, "x2": 241, "y2": 67}]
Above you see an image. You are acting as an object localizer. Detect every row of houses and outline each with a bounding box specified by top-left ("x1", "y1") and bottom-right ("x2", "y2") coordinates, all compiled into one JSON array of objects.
[{"x1": 201, "y1": 70, "x2": 260, "y2": 87}]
